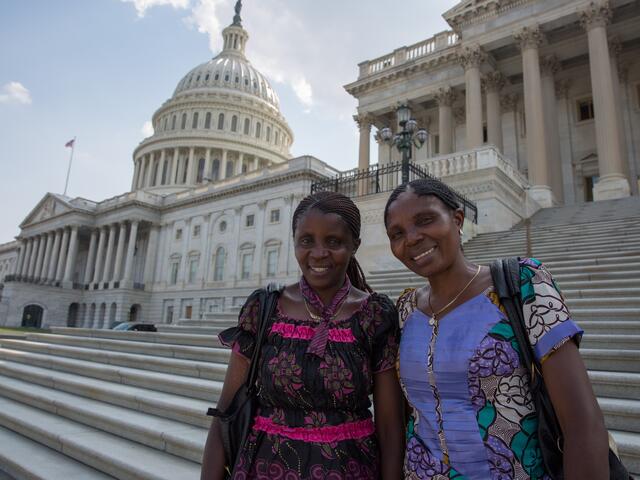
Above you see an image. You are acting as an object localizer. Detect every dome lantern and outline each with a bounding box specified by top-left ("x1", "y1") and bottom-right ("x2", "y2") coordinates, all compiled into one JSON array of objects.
[{"x1": 222, "y1": 1, "x2": 248, "y2": 58}]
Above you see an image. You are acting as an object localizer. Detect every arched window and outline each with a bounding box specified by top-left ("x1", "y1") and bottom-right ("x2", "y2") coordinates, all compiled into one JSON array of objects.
[
  {"x1": 211, "y1": 159, "x2": 220, "y2": 180},
  {"x1": 163, "y1": 117, "x2": 168, "y2": 131},
  {"x1": 151, "y1": 160, "x2": 159, "y2": 186},
  {"x1": 182, "y1": 158, "x2": 188, "y2": 183},
  {"x1": 192, "y1": 112, "x2": 199, "y2": 129},
  {"x1": 214, "y1": 247, "x2": 225, "y2": 281},
  {"x1": 197, "y1": 158, "x2": 205, "y2": 183},
  {"x1": 231, "y1": 115, "x2": 238, "y2": 132},
  {"x1": 244, "y1": 118, "x2": 250, "y2": 134},
  {"x1": 162, "y1": 159, "x2": 169, "y2": 184},
  {"x1": 171, "y1": 115, "x2": 177, "y2": 130},
  {"x1": 204, "y1": 112, "x2": 211, "y2": 129},
  {"x1": 218, "y1": 113, "x2": 225, "y2": 130},
  {"x1": 275, "y1": 131, "x2": 279, "y2": 145},
  {"x1": 266, "y1": 126, "x2": 271, "y2": 142},
  {"x1": 225, "y1": 160, "x2": 234, "y2": 178},
  {"x1": 181, "y1": 113, "x2": 187, "y2": 130},
  {"x1": 255, "y1": 122, "x2": 261, "y2": 138}
]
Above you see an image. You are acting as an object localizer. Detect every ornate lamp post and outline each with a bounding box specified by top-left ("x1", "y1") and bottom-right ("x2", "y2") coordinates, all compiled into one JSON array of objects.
[{"x1": 380, "y1": 104, "x2": 428, "y2": 184}]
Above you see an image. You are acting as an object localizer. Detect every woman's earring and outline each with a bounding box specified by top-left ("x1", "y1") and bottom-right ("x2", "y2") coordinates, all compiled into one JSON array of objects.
[{"x1": 459, "y1": 229, "x2": 464, "y2": 236}]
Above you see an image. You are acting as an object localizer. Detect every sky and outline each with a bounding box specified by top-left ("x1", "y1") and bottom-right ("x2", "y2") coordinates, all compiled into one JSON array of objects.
[{"x1": 0, "y1": 0, "x2": 459, "y2": 244}]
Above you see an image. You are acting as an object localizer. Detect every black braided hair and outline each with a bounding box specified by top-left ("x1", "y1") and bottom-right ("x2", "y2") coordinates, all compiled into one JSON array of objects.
[
  {"x1": 292, "y1": 192, "x2": 372, "y2": 293},
  {"x1": 384, "y1": 178, "x2": 461, "y2": 227}
]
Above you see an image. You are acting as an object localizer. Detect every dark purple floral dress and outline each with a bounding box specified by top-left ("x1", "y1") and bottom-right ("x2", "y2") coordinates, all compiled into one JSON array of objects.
[{"x1": 219, "y1": 285, "x2": 399, "y2": 480}]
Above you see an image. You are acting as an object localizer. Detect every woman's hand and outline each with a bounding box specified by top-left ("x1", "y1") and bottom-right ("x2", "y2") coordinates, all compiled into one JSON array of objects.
[
  {"x1": 373, "y1": 368, "x2": 405, "y2": 480},
  {"x1": 200, "y1": 352, "x2": 250, "y2": 480},
  {"x1": 542, "y1": 341, "x2": 609, "y2": 480}
]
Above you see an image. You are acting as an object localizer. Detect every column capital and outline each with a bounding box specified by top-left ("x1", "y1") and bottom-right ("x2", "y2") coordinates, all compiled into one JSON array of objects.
[
  {"x1": 555, "y1": 79, "x2": 572, "y2": 99},
  {"x1": 353, "y1": 113, "x2": 374, "y2": 130},
  {"x1": 579, "y1": 1, "x2": 612, "y2": 31},
  {"x1": 453, "y1": 106, "x2": 466, "y2": 125},
  {"x1": 482, "y1": 72, "x2": 506, "y2": 93},
  {"x1": 500, "y1": 93, "x2": 519, "y2": 112},
  {"x1": 434, "y1": 87, "x2": 458, "y2": 107},
  {"x1": 457, "y1": 44, "x2": 486, "y2": 70},
  {"x1": 540, "y1": 55, "x2": 560, "y2": 77},
  {"x1": 514, "y1": 25, "x2": 544, "y2": 51}
]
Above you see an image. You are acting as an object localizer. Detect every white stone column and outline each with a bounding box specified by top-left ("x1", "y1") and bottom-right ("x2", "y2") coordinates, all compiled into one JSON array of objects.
[
  {"x1": 132, "y1": 159, "x2": 141, "y2": 191},
  {"x1": 123, "y1": 220, "x2": 139, "y2": 285},
  {"x1": 155, "y1": 150, "x2": 165, "y2": 186},
  {"x1": 83, "y1": 229, "x2": 98, "y2": 284},
  {"x1": 12, "y1": 241, "x2": 24, "y2": 276},
  {"x1": 112, "y1": 222, "x2": 127, "y2": 283},
  {"x1": 620, "y1": 67, "x2": 639, "y2": 196},
  {"x1": 47, "y1": 230, "x2": 62, "y2": 281},
  {"x1": 63, "y1": 225, "x2": 79, "y2": 284},
  {"x1": 579, "y1": 2, "x2": 630, "y2": 200},
  {"x1": 555, "y1": 80, "x2": 577, "y2": 205},
  {"x1": 434, "y1": 87, "x2": 457, "y2": 155},
  {"x1": 222, "y1": 150, "x2": 229, "y2": 178},
  {"x1": 458, "y1": 45, "x2": 485, "y2": 149},
  {"x1": 186, "y1": 147, "x2": 196, "y2": 185},
  {"x1": 55, "y1": 228, "x2": 70, "y2": 283},
  {"x1": 515, "y1": 26, "x2": 554, "y2": 207},
  {"x1": 143, "y1": 225, "x2": 160, "y2": 285},
  {"x1": 204, "y1": 148, "x2": 211, "y2": 182},
  {"x1": 252, "y1": 155, "x2": 259, "y2": 171},
  {"x1": 500, "y1": 93, "x2": 520, "y2": 169},
  {"x1": 355, "y1": 114, "x2": 372, "y2": 170},
  {"x1": 170, "y1": 149, "x2": 179, "y2": 185},
  {"x1": 35, "y1": 235, "x2": 48, "y2": 280},
  {"x1": 30, "y1": 236, "x2": 43, "y2": 279},
  {"x1": 92, "y1": 227, "x2": 107, "y2": 285},
  {"x1": 235, "y1": 152, "x2": 244, "y2": 176},
  {"x1": 102, "y1": 224, "x2": 117, "y2": 283},
  {"x1": 22, "y1": 238, "x2": 34, "y2": 277},
  {"x1": 144, "y1": 153, "x2": 155, "y2": 188},
  {"x1": 483, "y1": 72, "x2": 505, "y2": 153},
  {"x1": 540, "y1": 56, "x2": 564, "y2": 203},
  {"x1": 39, "y1": 232, "x2": 53, "y2": 281},
  {"x1": 609, "y1": 39, "x2": 632, "y2": 186}
]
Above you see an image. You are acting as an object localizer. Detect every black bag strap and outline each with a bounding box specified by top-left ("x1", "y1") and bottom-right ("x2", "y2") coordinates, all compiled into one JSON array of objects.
[{"x1": 245, "y1": 283, "x2": 282, "y2": 394}]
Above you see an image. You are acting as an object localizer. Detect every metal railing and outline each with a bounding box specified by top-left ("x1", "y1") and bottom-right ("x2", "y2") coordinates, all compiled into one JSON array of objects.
[{"x1": 311, "y1": 161, "x2": 478, "y2": 224}]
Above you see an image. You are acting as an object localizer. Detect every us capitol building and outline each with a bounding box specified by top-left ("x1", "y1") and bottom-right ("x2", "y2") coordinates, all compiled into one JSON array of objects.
[{"x1": 1, "y1": 0, "x2": 639, "y2": 328}]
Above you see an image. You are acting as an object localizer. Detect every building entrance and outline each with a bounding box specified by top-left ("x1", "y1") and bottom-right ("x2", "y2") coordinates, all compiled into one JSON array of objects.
[{"x1": 21, "y1": 305, "x2": 43, "y2": 328}]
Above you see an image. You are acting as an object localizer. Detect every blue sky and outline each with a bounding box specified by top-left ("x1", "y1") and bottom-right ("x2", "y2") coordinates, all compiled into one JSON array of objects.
[{"x1": 0, "y1": 0, "x2": 458, "y2": 243}]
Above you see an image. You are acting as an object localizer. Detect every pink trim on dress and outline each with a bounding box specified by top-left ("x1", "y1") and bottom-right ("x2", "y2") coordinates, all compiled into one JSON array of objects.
[
  {"x1": 270, "y1": 322, "x2": 355, "y2": 343},
  {"x1": 253, "y1": 416, "x2": 374, "y2": 442}
]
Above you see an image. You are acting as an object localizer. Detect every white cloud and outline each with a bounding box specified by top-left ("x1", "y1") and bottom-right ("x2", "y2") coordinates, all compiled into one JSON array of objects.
[
  {"x1": 292, "y1": 76, "x2": 313, "y2": 109},
  {"x1": 183, "y1": 0, "x2": 225, "y2": 52},
  {"x1": 141, "y1": 120, "x2": 154, "y2": 137},
  {"x1": 121, "y1": 0, "x2": 190, "y2": 18},
  {"x1": 0, "y1": 82, "x2": 32, "y2": 105}
]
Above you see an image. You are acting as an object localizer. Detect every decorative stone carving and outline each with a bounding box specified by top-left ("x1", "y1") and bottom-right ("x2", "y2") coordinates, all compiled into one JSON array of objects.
[
  {"x1": 555, "y1": 79, "x2": 571, "y2": 99},
  {"x1": 540, "y1": 55, "x2": 560, "y2": 77},
  {"x1": 434, "y1": 87, "x2": 458, "y2": 107},
  {"x1": 454, "y1": 106, "x2": 466, "y2": 125},
  {"x1": 457, "y1": 45, "x2": 486, "y2": 70},
  {"x1": 353, "y1": 113, "x2": 374, "y2": 130},
  {"x1": 579, "y1": 1, "x2": 612, "y2": 31},
  {"x1": 500, "y1": 93, "x2": 519, "y2": 112},
  {"x1": 608, "y1": 36, "x2": 622, "y2": 58},
  {"x1": 618, "y1": 63, "x2": 629, "y2": 85},
  {"x1": 482, "y1": 72, "x2": 506, "y2": 93},
  {"x1": 514, "y1": 25, "x2": 544, "y2": 51}
]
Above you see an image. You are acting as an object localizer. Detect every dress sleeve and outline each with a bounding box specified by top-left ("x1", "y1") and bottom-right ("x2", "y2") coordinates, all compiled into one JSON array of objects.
[
  {"x1": 371, "y1": 294, "x2": 400, "y2": 374},
  {"x1": 218, "y1": 289, "x2": 263, "y2": 359},
  {"x1": 519, "y1": 258, "x2": 583, "y2": 363}
]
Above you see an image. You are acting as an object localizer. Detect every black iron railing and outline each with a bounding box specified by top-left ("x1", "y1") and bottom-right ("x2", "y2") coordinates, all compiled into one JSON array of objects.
[{"x1": 311, "y1": 161, "x2": 478, "y2": 224}]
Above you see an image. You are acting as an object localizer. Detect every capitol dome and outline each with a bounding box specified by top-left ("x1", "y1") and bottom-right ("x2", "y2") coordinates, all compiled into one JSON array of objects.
[{"x1": 131, "y1": 1, "x2": 294, "y2": 193}]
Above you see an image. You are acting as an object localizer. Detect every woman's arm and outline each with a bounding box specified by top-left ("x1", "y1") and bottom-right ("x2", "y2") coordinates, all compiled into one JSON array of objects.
[
  {"x1": 200, "y1": 353, "x2": 250, "y2": 480},
  {"x1": 373, "y1": 368, "x2": 405, "y2": 480},
  {"x1": 542, "y1": 341, "x2": 609, "y2": 480}
]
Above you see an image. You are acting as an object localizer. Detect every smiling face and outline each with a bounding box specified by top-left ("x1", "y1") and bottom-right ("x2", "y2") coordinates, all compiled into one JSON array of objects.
[
  {"x1": 294, "y1": 209, "x2": 359, "y2": 292},
  {"x1": 385, "y1": 190, "x2": 464, "y2": 279}
]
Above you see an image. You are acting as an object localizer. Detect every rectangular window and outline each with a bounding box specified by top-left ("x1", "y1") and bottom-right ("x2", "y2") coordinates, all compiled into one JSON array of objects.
[
  {"x1": 266, "y1": 250, "x2": 278, "y2": 277},
  {"x1": 170, "y1": 262, "x2": 179, "y2": 285},
  {"x1": 433, "y1": 135, "x2": 440, "y2": 155},
  {"x1": 245, "y1": 214, "x2": 255, "y2": 227},
  {"x1": 175, "y1": 228, "x2": 183, "y2": 240},
  {"x1": 270, "y1": 209, "x2": 280, "y2": 223},
  {"x1": 193, "y1": 225, "x2": 201, "y2": 238},
  {"x1": 577, "y1": 98, "x2": 595, "y2": 122},
  {"x1": 165, "y1": 306, "x2": 174, "y2": 323},
  {"x1": 188, "y1": 258, "x2": 198, "y2": 283},
  {"x1": 241, "y1": 252, "x2": 253, "y2": 280}
]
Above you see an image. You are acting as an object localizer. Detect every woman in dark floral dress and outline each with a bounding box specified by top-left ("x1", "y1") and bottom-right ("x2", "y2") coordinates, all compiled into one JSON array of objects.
[
  {"x1": 201, "y1": 192, "x2": 405, "y2": 480},
  {"x1": 383, "y1": 178, "x2": 609, "y2": 480}
]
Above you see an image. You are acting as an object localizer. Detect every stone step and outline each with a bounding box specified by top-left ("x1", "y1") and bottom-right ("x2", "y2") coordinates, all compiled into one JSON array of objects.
[
  {"x1": 581, "y1": 334, "x2": 640, "y2": 350},
  {"x1": 465, "y1": 225, "x2": 640, "y2": 244},
  {"x1": 0, "y1": 339, "x2": 227, "y2": 381},
  {"x1": 0, "y1": 348, "x2": 222, "y2": 401},
  {"x1": 176, "y1": 319, "x2": 236, "y2": 328},
  {"x1": 581, "y1": 349, "x2": 640, "y2": 373},
  {"x1": 50, "y1": 327, "x2": 222, "y2": 348},
  {"x1": 599, "y1": 397, "x2": 640, "y2": 434},
  {"x1": 0, "y1": 397, "x2": 201, "y2": 480},
  {"x1": 463, "y1": 235, "x2": 640, "y2": 256},
  {"x1": 0, "y1": 425, "x2": 115, "y2": 480},
  {"x1": 570, "y1": 308, "x2": 639, "y2": 321},
  {"x1": 25, "y1": 333, "x2": 230, "y2": 363},
  {"x1": 0, "y1": 360, "x2": 212, "y2": 428},
  {"x1": 0, "y1": 375, "x2": 207, "y2": 463},
  {"x1": 577, "y1": 321, "x2": 640, "y2": 335},
  {"x1": 589, "y1": 371, "x2": 640, "y2": 401},
  {"x1": 610, "y1": 430, "x2": 640, "y2": 475},
  {"x1": 466, "y1": 248, "x2": 640, "y2": 266},
  {"x1": 156, "y1": 325, "x2": 225, "y2": 335}
]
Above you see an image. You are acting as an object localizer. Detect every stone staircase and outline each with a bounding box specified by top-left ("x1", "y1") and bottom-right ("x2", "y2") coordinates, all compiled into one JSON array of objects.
[{"x1": 366, "y1": 197, "x2": 640, "y2": 476}]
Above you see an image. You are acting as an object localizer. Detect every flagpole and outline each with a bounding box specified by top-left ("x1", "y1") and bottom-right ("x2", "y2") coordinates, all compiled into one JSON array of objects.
[{"x1": 63, "y1": 137, "x2": 76, "y2": 196}]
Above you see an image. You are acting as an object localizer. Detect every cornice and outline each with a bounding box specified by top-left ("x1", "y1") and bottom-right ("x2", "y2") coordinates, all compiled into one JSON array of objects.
[{"x1": 444, "y1": 0, "x2": 536, "y2": 33}]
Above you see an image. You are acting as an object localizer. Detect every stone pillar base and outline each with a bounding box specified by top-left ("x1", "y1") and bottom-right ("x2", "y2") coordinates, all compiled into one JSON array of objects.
[
  {"x1": 528, "y1": 185, "x2": 555, "y2": 208},
  {"x1": 593, "y1": 174, "x2": 630, "y2": 201}
]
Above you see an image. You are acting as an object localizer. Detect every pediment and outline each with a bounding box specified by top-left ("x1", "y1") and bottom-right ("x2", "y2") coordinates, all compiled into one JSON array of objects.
[{"x1": 21, "y1": 193, "x2": 74, "y2": 227}]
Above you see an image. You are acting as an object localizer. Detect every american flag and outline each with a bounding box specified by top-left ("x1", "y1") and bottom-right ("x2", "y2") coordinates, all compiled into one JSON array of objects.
[{"x1": 65, "y1": 138, "x2": 75, "y2": 148}]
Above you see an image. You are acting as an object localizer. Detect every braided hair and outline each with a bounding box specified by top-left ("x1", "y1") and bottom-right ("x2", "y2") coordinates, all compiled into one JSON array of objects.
[
  {"x1": 292, "y1": 191, "x2": 372, "y2": 293},
  {"x1": 384, "y1": 178, "x2": 461, "y2": 227}
]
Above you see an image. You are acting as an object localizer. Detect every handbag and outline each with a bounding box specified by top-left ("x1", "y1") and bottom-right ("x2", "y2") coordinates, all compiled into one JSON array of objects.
[
  {"x1": 490, "y1": 257, "x2": 631, "y2": 480},
  {"x1": 207, "y1": 283, "x2": 282, "y2": 476}
]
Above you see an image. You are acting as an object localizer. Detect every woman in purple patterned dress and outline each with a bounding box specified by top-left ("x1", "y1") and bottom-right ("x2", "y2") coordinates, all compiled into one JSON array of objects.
[
  {"x1": 383, "y1": 178, "x2": 609, "y2": 480},
  {"x1": 201, "y1": 192, "x2": 404, "y2": 480}
]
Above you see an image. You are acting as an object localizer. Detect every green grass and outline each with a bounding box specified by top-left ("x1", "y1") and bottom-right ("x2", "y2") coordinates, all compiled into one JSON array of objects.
[{"x1": 0, "y1": 326, "x2": 51, "y2": 336}]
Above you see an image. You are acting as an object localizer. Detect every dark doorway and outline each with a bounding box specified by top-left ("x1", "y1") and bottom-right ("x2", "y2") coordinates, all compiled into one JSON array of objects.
[
  {"x1": 129, "y1": 304, "x2": 140, "y2": 323},
  {"x1": 22, "y1": 304, "x2": 43, "y2": 328},
  {"x1": 67, "y1": 303, "x2": 79, "y2": 327}
]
